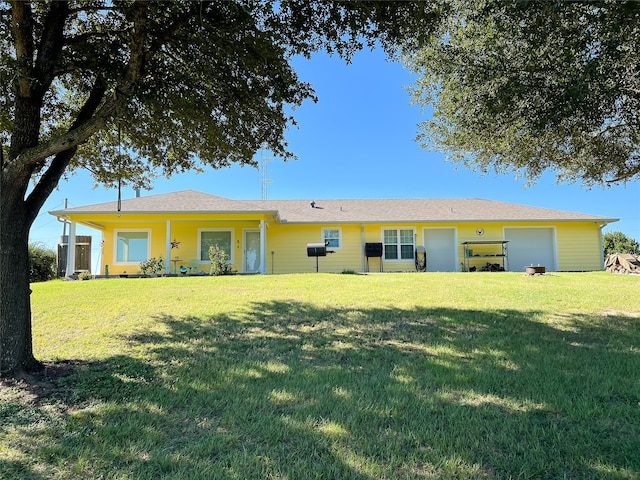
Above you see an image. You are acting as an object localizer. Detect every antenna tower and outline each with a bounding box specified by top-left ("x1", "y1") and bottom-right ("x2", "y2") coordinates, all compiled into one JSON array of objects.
[{"x1": 260, "y1": 145, "x2": 273, "y2": 200}]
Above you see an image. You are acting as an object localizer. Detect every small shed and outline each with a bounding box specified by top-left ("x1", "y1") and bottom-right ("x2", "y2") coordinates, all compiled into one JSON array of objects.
[{"x1": 57, "y1": 235, "x2": 92, "y2": 276}]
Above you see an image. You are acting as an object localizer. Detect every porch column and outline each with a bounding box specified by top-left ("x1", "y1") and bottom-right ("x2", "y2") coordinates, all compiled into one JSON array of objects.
[
  {"x1": 260, "y1": 220, "x2": 267, "y2": 274},
  {"x1": 165, "y1": 220, "x2": 171, "y2": 274},
  {"x1": 65, "y1": 221, "x2": 76, "y2": 278},
  {"x1": 361, "y1": 224, "x2": 365, "y2": 273}
]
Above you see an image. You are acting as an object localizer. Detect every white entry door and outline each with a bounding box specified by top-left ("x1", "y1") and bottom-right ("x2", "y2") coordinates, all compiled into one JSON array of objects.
[
  {"x1": 243, "y1": 230, "x2": 261, "y2": 273},
  {"x1": 423, "y1": 228, "x2": 457, "y2": 271}
]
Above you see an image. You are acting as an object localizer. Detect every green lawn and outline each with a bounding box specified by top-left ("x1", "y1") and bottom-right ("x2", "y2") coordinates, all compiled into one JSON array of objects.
[{"x1": 2, "y1": 272, "x2": 639, "y2": 479}]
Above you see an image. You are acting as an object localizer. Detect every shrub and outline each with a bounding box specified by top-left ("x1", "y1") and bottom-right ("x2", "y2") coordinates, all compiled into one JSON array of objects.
[
  {"x1": 603, "y1": 231, "x2": 640, "y2": 256},
  {"x1": 29, "y1": 242, "x2": 56, "y2": 282},
  {"x1": 208, "y1": 245, "x2": 233, "y2": 276},
  {"x1": 139, "y1": 256, "x2": 164, "y2": 276},
  {"x1": 78, "y1": 271, "x2": 93, "y2": 281}
]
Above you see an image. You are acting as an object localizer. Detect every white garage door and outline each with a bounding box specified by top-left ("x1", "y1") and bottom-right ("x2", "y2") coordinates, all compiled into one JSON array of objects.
[
  {"x1": 505, "y1": 227, "x2": 556, "y2": 272},
  {"x1": 423, "y1": 228, "x2": 457, "y2": 271}
]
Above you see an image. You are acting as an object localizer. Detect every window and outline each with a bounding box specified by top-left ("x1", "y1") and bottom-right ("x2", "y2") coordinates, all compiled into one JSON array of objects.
[
  {"x1": 115, "y1": 230, "x2": 150, "y2": 263},
  {"x1": 383, "y1": 228, "x2": 414, "y2": 260},
  {"x1": 322, "y1": 228, "x2": 341, "y2": 249},
  {"x1": 199, "y1": 229, "x2": 233, "y2": 262}
]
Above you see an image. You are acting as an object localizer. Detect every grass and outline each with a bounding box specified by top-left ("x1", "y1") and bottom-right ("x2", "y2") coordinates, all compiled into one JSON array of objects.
[{"x1": 1, "y1": 272, "x2": 639, "y2": 479}]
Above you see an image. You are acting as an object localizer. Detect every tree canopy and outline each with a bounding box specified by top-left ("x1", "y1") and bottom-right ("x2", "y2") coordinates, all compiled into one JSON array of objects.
[
  {"x1": 603, "y1": 231, "x2": 640, "y2": 256},
  {"x1": 406, "y1": 0, "x2": 640, "y2": 186},
  {"x1": 1, "y1": 0, "x2": 442, "y2": 192},
  {"x1": 0, "y1": 0, "x2": 443, "y2": 376}
]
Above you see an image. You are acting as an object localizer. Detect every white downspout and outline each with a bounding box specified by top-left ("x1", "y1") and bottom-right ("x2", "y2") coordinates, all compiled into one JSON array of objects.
[
  {"x1": 599, "y1": 222, "x2": 608, "y2": 270},
  {"x1": 65, "y1": 221, "x2": 76, "y2": 278}
]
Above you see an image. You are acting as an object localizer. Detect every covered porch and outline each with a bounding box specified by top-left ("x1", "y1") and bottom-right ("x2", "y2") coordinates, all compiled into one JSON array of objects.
[{"x1": 58, "y1": 212, "x2": 275, "y2": 277}]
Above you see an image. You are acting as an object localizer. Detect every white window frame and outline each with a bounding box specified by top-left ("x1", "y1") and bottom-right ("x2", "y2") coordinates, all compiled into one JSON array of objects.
[
  {"x1": 198, "y1": 228, "x2": 234, "y2": 264},
  {"x1": 114, "y1": 229, "x2": 151, "y2": 265},
  {"x1": 322, "y1": 227, "x2": 342, "y2": 250},
  {"x1": 382, "y1": 227, "x2": 416, "y2": 261}
]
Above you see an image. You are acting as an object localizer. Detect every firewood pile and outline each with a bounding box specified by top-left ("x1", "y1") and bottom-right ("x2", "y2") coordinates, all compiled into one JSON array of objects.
[{"x1": 605, "y1": 253, "x2": 640, "y2": 274}]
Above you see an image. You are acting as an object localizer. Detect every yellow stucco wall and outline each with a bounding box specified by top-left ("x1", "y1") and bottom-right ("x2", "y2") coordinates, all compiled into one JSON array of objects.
[
  {"x1": 267, "y1": 223, "x2": 364, "y2": 274},
  {"x1": 65, "y1": 212, "x2": 605, "y2": 275},
  {"x1": 103, "y1": 221, "x2": 165, "y2": 274},
  {"x1": 555, "y1": 222, "x2": 603, "y2": 271}
]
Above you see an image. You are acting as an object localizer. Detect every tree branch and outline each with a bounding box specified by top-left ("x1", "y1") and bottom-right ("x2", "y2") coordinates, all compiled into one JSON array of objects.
[
  {"x1": 65, "y1": 29, "x2": 130, "y2": 47},
  {"x1": 606, "y1": 163, "x2": 640, "y2": 184},
  {"x1": 147, "y1": 4, "x2": 201, "y2": 54},
  {"x1": 9, "y1": 0, "x2": 34, "y2": 97},
  {"x1": 33, "y1": 1, "x2": 69, "y2": 96},
  {"x1": 6, "y1": 1, "x2": 148, "y2": 173},
  {"x1": 8, "y1": 2, "x2": 69, "y2": 162},
  {"x1": 622, "y1": 86, "x2": 640, "y2": 95},
  {"x1": 593, "y1": 121, "x2": 629, "y2": 139},
  {"x1": 68, "y1": 5, "x2": 120, "y2": 15},
  {"x1": 25, "y1": 79, "x2": 107, "y2": 221}
]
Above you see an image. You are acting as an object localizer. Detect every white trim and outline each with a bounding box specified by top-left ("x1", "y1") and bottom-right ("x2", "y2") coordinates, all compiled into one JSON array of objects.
[
  {"x1": 321, "y1": 227, "x2": 342, "y2": 250},
  {"x1": 598, "y1": 223, "x2": 606, "y2": 269},
  {"x1": 198, "y1": 228, "x2": 234, "y2": 264},
  {"x1": 66, "y1": 221, "x2": 76, "y2": 277},
  {"x1": 381, "y1": 227, "x2": 416, "y2": 261},
  {"x1": 260, "y1": 220, "x2": 267, "y2": 274},
  {"x1": 113, "y1": 228, "x2": 152, "y2": 265}
]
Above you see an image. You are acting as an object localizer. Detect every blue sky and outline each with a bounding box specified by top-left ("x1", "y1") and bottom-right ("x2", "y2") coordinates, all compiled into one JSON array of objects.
[{"x1": 31, "y1": 48, "x2": 639, "y2": 269}]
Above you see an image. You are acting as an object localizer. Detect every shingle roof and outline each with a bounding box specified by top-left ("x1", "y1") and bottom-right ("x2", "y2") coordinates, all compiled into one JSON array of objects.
[
  {"x1": 264, "y1": 198, "x2": 616, "y2": 223},
  {"x1": 52, "y1": 190, "x2": 271, "y2": 214},
  {"x1": 50, "y1": 189, "x2": 618, "y2": 224}
]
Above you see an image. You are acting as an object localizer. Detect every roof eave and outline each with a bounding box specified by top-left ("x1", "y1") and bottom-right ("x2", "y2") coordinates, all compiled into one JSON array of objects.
[
  {"x1": 279, "y1": 217, "x2": 619, "y2": 224},
  {"x1": 50, "y1": 209, "x2": 279, "y2": 216}
]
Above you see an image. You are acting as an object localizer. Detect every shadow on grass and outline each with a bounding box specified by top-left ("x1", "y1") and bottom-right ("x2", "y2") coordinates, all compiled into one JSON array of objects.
[{"x1": 2, "y1": 302, "x2": 639, "y2": 479}]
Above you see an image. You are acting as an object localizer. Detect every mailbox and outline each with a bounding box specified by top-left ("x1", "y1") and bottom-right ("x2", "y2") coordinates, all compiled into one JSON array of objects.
[
  {"x1": 307, "y1": 243, "x2": 327, "y2": 257},
  {"x1": 306, "y1": 242, "x2": 335, "y2": 272}
]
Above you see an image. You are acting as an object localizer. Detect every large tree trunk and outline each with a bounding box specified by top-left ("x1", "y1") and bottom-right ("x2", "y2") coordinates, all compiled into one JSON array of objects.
[
  {"x1": 0, "y1": 1, "x2": 147, "y2": 377},
  {"x1": 0, "y1": 186, "x2": 42, "y2": 375}
]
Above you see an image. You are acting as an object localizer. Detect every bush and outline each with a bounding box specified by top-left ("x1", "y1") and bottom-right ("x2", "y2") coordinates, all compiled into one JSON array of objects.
[
  {"x1": 139, "y1": 256, "x2": 164, "y2": 276},
  {"x1": 208, "y1": 245, "x2": 233, "y2": 276},
  {"x1": 603, "y1": 231, "x2": 640, "y2": 256},
  {"x1": 29, "y1": 242, "x2": 56, "y2": 282}
]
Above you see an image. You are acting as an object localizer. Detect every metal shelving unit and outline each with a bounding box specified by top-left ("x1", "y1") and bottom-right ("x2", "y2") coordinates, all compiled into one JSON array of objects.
[{"x1": 461, "y1": 240, "x2": 509, "y2": 272}]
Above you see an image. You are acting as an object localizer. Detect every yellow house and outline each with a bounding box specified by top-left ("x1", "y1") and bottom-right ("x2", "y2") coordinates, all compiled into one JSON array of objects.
[{"x1": 50, "y1": 190, "x2": 618, "y2": 275}]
